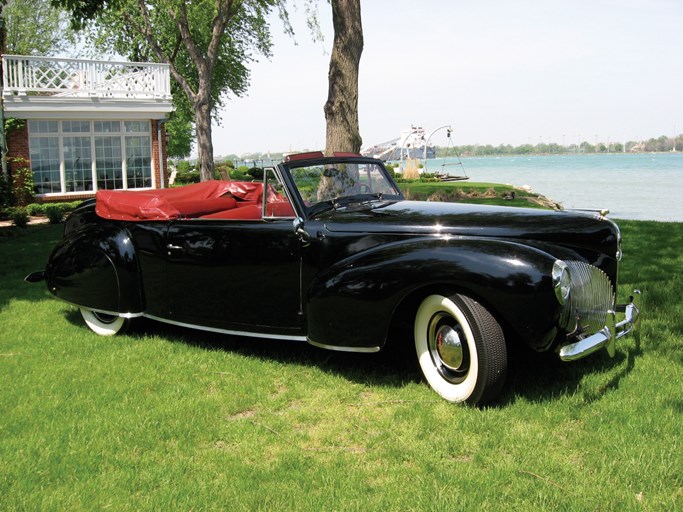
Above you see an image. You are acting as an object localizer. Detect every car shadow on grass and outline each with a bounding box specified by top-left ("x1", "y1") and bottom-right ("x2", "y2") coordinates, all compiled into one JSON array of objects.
[
  {"x1": 64, "y1": 310, "x2": 643, "y2": 407},
  {"x1": 501, "y1": 334, "x2": 643, "y2": 406},
  {"x1": 148, "y1": 317, "x2": 425, "y2": 390}
]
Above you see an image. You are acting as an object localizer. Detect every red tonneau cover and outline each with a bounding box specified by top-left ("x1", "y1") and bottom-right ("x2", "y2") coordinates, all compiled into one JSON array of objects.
[{"x1": 95, "y1": 180, "x2": 264, "y2": 221}]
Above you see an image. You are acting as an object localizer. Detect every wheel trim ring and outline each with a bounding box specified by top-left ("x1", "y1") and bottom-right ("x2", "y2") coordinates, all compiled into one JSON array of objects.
[{"x1": 415, "y1": 295, "x2": 479, "y2": 402}]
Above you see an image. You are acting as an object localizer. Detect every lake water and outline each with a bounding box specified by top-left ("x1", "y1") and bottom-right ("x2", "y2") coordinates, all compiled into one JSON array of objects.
[{"x1": 422, "y1": 153, "x2": 683, "y2": 222}]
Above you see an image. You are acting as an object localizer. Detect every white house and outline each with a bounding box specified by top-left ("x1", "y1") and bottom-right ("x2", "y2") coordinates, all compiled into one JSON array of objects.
[{"x1": 2, "y1": 54, "x2": 174, "y2": 202}]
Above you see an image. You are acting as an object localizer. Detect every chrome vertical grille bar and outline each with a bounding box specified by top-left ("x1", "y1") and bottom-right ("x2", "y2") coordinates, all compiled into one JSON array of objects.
[{"x1": 565, "y1": 261, "x2": 615, "y2": 339}]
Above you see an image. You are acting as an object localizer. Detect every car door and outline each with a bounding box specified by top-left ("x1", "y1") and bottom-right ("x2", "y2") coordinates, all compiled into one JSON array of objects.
[{"x1": 163, "y1": 218, "x2": 303, "y2": 336}]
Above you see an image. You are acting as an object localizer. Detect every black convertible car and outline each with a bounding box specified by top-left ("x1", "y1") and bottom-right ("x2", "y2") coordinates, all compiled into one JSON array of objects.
[{"x1": 27, "y1": 152, "x2": 641, "y2": 405}]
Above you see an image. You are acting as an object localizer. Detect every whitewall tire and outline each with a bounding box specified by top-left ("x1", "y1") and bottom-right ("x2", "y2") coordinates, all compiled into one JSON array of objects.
[
  {"x1": 414, "y1": 294, "x2": 507, "y2": 406},
  {"x1": 80, "y1": 308, "x2": 130, "y2": 336}
]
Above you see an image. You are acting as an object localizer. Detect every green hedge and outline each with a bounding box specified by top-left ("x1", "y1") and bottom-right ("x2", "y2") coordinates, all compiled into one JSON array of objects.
[
  {"x1": 25, "y1": 201, "x2": 83, "y2": 217},
  {"x1": 0, "y1": 201, "x2": 84, "y2": 224}
]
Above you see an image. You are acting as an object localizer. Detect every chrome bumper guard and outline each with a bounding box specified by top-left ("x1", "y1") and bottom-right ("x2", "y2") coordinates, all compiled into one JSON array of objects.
[{"x1": 559, "y1": 290, "x2": 641, "y2": 362}]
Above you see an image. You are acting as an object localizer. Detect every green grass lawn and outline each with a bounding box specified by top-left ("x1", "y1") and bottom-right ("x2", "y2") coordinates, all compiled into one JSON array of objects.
[{"x1": 1, "y1": 220, "x2": 681, "y2": 511}]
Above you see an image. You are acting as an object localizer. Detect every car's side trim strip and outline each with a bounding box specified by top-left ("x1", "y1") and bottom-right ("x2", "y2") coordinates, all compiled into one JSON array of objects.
[
  {"x1": 143, "y1": 314, "x2": 308, "y2": 342},
  {"x1": 307, "y1": 338, "x2": 381, "y2": 353},
  {"x1": 146, "y1": 314, "x2": 381, "y2": 352}
]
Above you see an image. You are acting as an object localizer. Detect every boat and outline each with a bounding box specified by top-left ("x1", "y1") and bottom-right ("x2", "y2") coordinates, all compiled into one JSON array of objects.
[
  {"x1": 362, "y1": 126, "x2": 436, "y2": 161},
  {"x1": 363, "y1": 125, "x2": 469, "y2": 181}
]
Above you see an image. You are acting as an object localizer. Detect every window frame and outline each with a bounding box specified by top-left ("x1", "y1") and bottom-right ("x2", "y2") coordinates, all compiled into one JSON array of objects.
[{"x1": 28, "y1": 119, "x2": 155, "y2": 196}]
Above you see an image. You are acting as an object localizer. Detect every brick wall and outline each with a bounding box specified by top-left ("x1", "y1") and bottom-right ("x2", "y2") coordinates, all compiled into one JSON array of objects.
[{"x1": 7, "y1": 122, "x2": 30, "y2": 163}]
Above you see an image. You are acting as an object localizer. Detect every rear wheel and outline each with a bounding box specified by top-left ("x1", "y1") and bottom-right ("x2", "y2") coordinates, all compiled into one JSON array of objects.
[
  {"x1": 80, "y1": 308, "x2": 130, "y2": 336},
  {"x1": 414, "y1": 293, "x2": 507, "y2": 405}
]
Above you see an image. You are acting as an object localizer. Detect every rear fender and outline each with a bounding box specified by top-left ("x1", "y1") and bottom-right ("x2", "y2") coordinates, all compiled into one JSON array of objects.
[
  {"x1": 45, "y1": 223, "x2": 143, "y2": 314},
  {"x1": 306, "y1": 237, "x2": 561, "y2": 351}
]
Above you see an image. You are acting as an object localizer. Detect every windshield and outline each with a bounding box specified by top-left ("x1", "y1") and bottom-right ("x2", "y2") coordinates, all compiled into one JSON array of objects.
[{"x1": 288, "y1": 161, "x2": 402, "y2": 214}]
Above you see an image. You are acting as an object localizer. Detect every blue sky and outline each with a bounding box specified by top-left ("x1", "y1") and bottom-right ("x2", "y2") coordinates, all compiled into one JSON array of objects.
[{"x1": 210, "y1": 0, "x2": 683, "y2": 156}]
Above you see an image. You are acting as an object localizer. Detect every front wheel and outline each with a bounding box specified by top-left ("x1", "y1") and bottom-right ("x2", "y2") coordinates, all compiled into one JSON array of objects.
[
  {"x1": 414, "y1": 294, "x2": 507, "y2": 406},
  {"x1": 80, "y1": 308, "x2": 130, "y2": 336}
]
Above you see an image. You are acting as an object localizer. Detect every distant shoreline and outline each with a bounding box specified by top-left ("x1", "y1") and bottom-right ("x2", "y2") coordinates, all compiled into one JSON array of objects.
[{"x1": 455, "y1": 151, "x2": 681, "y2": 159}]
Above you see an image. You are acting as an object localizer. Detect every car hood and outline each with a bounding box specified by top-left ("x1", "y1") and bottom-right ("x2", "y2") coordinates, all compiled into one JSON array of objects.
[{"x1": 319, "y1": 200, "x2": 619, "y2": 254}]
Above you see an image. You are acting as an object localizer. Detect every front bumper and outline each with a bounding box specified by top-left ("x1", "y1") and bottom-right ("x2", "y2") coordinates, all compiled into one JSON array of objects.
[{"x1": 559, "y1": 290, "x2": 641, "y2": 361}]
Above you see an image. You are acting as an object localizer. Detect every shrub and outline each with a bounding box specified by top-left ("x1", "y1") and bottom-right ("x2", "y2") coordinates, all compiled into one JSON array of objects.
[
  {"x1": 174, "y1": 168, "x2": 201, "y2": 185},
  {"x1": 10, "y1": 207, "x2": 29, "y2": 228},
  {"x1": 230, "y1": 166, "x2": 252, "y2": 181},
  {"x1": 176, "y1": 160, "x2": 195, "y2": 173},
  {"x1": 45, "y1": 205, "x2": 65, "y2": 224},
  {"x1": 247, "y1": 167, "x2": 264, "y2": 180},
  {"x1": 26, "y1": 203, "x2": 42, "y2": 216}
]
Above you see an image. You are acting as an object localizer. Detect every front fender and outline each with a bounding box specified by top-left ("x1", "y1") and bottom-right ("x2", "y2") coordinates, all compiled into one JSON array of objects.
[
  {"x1": 45, "y1": 223, "x2": 143, "y2": 314},
  {"x1": 306, "y1": 237, "x2": 561, "y2": 351}
]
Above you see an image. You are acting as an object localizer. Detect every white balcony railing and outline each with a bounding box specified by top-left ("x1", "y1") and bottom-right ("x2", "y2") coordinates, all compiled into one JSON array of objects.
[{"x1": 2, "y1": 55, "x2": 171, "y2": 100}]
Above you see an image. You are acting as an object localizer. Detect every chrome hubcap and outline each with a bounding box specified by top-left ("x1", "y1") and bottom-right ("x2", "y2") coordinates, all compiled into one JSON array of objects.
[
  {"x1": 428, "y1": 312, "x2": 470, "y2": 383},
  {"x1": 435, "y1": 324, "x2": 464, "y2": 370}
]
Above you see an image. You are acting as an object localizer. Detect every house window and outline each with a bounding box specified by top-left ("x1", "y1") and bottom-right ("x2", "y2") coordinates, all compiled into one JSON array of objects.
[
  {"x1": 64, "y1": 135, "x2": 92, "y2": 192},
  {"x1": 95, "y1": 136, "x2": 123, "y2": 190},
  {"x1": 28, "y1": 121, "x2": 61, "y2": 194},
  {"x1": 28, "y1": 120, "x2": 153, "y2": 195}
]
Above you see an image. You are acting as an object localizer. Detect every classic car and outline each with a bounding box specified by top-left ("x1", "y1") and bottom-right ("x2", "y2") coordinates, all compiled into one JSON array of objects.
[{"x1": 26, "y1": 152, "x2": 641, "y2": 405}]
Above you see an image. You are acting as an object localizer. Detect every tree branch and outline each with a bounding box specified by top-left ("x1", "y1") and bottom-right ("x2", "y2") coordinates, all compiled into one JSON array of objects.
[
  {"x1": 128, "y1": 0, "x2": 197, "y2": 102},
  {"x1": 172, "y1": 1, "x2": 206, "y2": 76},
  {"x1": 206, "y1": 0, "x2": 235, "y2": 67}
]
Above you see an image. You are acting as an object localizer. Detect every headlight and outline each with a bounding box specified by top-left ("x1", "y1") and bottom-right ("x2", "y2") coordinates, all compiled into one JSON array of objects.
[{"x1": 552, "y1": 260, "x2": 572, "y2": 305}]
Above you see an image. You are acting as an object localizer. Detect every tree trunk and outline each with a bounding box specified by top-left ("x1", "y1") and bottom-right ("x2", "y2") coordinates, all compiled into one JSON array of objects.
[
  {"x1": 324, "y1": 0, "x2": 363, "y2": 156},
  {"x1": 194, "y1": 89, "x2": 215, "y2": 181}
]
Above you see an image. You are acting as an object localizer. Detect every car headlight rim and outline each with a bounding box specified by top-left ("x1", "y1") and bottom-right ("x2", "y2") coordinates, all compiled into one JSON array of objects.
[{"x1": 552, "y1": 260, "x2": 572, "y2": 305}]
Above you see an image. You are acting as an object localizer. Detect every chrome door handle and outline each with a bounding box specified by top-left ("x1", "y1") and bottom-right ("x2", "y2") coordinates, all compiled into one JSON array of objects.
[{"x1": 166, "y1": 243, "x2": 183, "y2": 255}]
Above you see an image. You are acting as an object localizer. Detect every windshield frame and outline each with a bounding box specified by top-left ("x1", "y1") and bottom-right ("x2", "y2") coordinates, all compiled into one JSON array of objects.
[{"x1": 278, "y1": 156, "x2": 404, "y2": 219}]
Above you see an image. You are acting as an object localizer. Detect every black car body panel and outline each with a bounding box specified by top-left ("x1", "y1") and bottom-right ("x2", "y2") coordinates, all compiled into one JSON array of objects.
[
  {"x1": 46, "y1": 222, "x2": 143, "y2": 314},
  {"x1": 305, "y1": 235, "x2": 562, "y2": 351}
]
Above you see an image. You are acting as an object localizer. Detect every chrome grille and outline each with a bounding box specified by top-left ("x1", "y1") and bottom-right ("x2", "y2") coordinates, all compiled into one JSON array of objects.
[{"x1": 566, "y1": 261, "x2": 615, "y2": 338}]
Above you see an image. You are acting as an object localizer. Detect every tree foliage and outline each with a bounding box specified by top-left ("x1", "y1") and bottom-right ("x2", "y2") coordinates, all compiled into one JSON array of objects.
[
  {"x1": 2, "y1": 0, "x2": 75, "y2": 56},
  {"x1": 54, "y1": 0, "x2": 289, "y2": 180}
]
